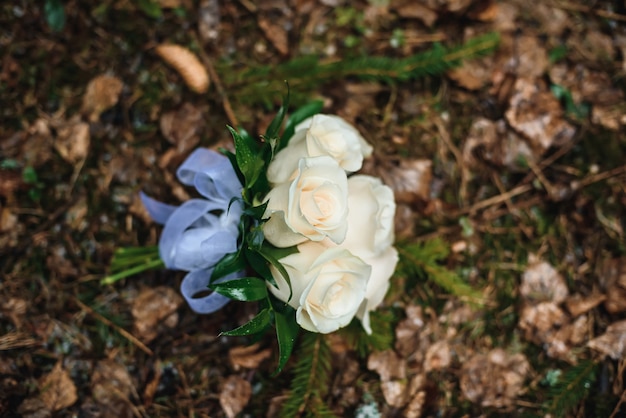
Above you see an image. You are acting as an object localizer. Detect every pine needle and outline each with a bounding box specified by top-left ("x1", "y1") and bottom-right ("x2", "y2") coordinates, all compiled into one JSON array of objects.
[
  {"x1": 282, "y1": 332, "x2": 336, "y2": 418},
  {"x1": 222, "y1": 33, "x2": 500, "y2": 106},
  {"x1": 546, "y1": 360, "x2": 598, "y2": 417},
  {"x1": 398, "y1": 238, "x2": 484, "y2": 305}
]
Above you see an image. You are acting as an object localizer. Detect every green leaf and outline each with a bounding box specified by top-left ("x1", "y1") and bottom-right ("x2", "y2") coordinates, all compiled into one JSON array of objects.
[
  {"x1": 211, "y1": 277, "x2": 268, "y2": 301},
  {"x1": 22, "y1": 166, "x2": 38, "y2": 184},
  {"x1": 280, "y1": 100, "x2": 324, "y2": 149},
  {"x1": 245, "y1": 248, "x2": 277, "y2": 287},
  {"x1": 264, "y1": 87, "x2": 290, "y2": 145},
  {"x1": 247, "y1": 226, "x2": 265, "y2": 250},
  {"x1": 273, "y1": 303, "x2": 299, "y2": 375},
  {"x1": 228, "y1": 125, "x2": 265, "y2": 191},
  {"x1": 244, "y1": 201, "x2": 269, "y2": 219},
  {"x1": 44, "y1": 0, "x2": 66, "y2": 32},
  {"x1": 219, "y1": 148, "x2": 245, "y2": 186},
  {"x1": 257, "y1": 245, "x2": 292, "y2": 298},
  {"x1": 136, "y1": 0, "x2": 163, "y2": 18},
  {"x1": 210, "y1": 251, "x2": 246, "y2": 283},
  {"x1": 221, "y1": 308, "x2": 271, "y2": 336}
]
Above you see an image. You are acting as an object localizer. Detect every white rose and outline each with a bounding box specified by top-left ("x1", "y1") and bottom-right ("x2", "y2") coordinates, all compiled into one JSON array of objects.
[
  {"x1": 339, "y1": 175, "x2": 396, "y2": 258},
  {"x1": 267, "y1": 114, "x2": 373, "y2": 184},
  {"x1": 263, "y1": 156, "x2": 349, "y2": 248},
  {"x1": 355, "y1": 246, "x2": 399, "y2": 334},
  {"x1": 268, "y1": 242, "x2": 371, "y2": 334}
]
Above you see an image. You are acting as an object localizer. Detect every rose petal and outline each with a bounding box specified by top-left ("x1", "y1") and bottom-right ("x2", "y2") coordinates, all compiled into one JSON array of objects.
[{"x1": 139, "y1": 191, "x2": 177, "y2": 225}]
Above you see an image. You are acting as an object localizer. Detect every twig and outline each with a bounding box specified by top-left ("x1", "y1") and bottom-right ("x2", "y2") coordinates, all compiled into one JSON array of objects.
[
  {"x1": 610, "y1": 389, "x2": 626, "y2": 418},
  {"x1": 193, "y1": 33, "x2": 239, "y2": 128},
  {"x1": 450, "y1": 184, "x2": 534, "y2": 217},
  {"x1": 434, "y1": 117, "x2": 470, "y2": 206},
  {"x1": 576, "y1": 165, "x2": 626, "y2": 189},
  {"x1": 551, "y1": 0, "x2": 626, "y2": 22},
  {"x1": 73, "y1": 297, "x2": 153, "y2": 356}
]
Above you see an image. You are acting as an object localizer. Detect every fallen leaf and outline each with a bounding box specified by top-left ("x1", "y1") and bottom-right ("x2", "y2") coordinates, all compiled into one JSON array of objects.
[
  {"x1": 53, "y1": 116, "x2": 90, "y2": 164},
  {"x1": 587, "y1": 320, "x2": 626, "y2": 360},
  {"x1": 381, "y1": 380, "x2": 408, "y2": 407},
  {"x1": 424, "y1": 340, "x2": 451, "y2": 372},
  {"x1": 228, "y1": 343, "x2": 272, "y2": 370},
  {"x1": 598, "y1": 257, "x2": 626, "y2": 314},
  {"x1": 81, "y1": 74, "x2": 123, "y2": 122},
  {"x1": 39, "y1": 362, "x2": 78, "y2": 412},
  {"x1": 381, "y1": 159, "x2": 432, "y2": 204},
  {"x1": 460, "y1": 348, "x2": 530, "y2": 408},
  {"x1": 90, "y1": 359, "x2": 136, "y2": 418},
  {"x1": 505, "y1": 77, "x2": 576, "y2": 152},
  {"x1": 156, "y1": 44, "x2": 210, "y2": 93},
  {"x1": 367, "y1": 349, "x2": 406, "y2": 382},
  {"x1": 565, "y1": 293, "x2": 606, "y2": 317},
  {"x1": 519, "y1": 257, "x2": 569, "y2": 304},
  {"x1": 462, "y1": 117, "x2": 535, "y2": 171},
  {"x1": 160, "y1": 102, "x2": 205, "y2": 154},
  {"x1": 219, "y1": 375, "x2": 252, "y2": 418},
  {"x1": 131, "y1": 286, "x2": 183, "y2": 343},
  {"x1": 17, "y1": 397, "x2": 51, "y2": 418},
  {"x1": 392, "y1": 0, "x2": 438, "y2": 27},
  {"x1": 258, "y1": 16, "x2": 289, "y2": 56}
]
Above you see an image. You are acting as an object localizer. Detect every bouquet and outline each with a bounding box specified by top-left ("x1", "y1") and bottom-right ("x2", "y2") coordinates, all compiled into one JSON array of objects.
[{"x1": 138, "y1": 99, "x2": 398, "y2": 372}]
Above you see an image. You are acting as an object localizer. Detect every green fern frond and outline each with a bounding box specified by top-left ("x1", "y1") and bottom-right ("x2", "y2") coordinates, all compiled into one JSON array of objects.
[
  {"x1": 222, "y1": 33, "x2": 499, "y2": 106},
  {"x1": 546, "y1": 360, "x2": 598, "y2": 417},
  {"x1": 398, "y1": 238, "x2": 483, "y2": 304},
  {"x1": 282, "y1": 332, "x2": 337, "y2": 418}
]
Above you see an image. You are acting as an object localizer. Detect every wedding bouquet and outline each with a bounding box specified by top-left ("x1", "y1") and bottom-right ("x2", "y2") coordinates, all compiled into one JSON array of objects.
[{"x1": 139, "y1": 100, "x2": 398, "y2": 371}]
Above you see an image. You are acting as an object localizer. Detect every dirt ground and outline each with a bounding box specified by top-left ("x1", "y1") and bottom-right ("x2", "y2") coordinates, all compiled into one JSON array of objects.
[{"x1": 1, "y1": 0, "x2": 626, "y2": 417}]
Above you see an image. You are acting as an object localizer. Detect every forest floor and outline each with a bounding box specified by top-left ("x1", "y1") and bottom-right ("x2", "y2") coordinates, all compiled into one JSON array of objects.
[{"x1": 1, "y1": 0, "x2": 626, "y2": 417}]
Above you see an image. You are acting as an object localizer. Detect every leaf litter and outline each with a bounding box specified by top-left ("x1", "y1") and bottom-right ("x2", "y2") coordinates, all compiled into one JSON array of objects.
[{"x1": 2, "y1": 0, "x2": 626, "y2": 416}]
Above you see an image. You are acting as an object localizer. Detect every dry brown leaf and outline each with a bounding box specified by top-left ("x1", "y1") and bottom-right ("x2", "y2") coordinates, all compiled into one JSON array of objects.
[
  {"x1": 460, "y1": 348, "x2": 530, "y2": 408},
  {"x1": 598, "y1": 257, "x2": 626, "y2": 314},
  {"x1": 392, "y1": 1, "x2": 438, "y2": 27},
  {"x1": 367, "y1": 349, "x2": 406, "y2": 382},
  {"x1": 532, "y1": 4, "x2": 569, "y2": 36},
  {"x1": 404, "y1": 390, "x2": 426, "y2": 418},
  {"x1": 228, "y1": 343, "x2": 272, "y2": 370},
  {"x1": 39, "y1": 362, "x2": 78, "y2": 412},
  {"x1": 395, "y1": 305, "x2": 425, "y2": 357},
  {"x1": 462, "y1": 117, "x2": 535, "y2": 171},
  {"x1": 90, "y1": 359, "x2": 136, "y2": 418},
  {"x1": 219, "y1": 375, "x2": 252, "y2": 418},
  {"x1": 53, "y1": 116, "x2": 90, "y2": 164},
  {"x1": 505, "y1": 77, "x2": 575, "y2": 152},
  {"x1": 381, "y1": 380, "x2": 408, "y2": 407},
  {"x1": 424, "y1": 340, "x2": 451, "y2": 372},
  {"x1": 258, "y1": 16, "x2": 289, "y2": 55},
  {"x1": 448, "y1": 57, "x2": 493, "y2": 90},
  {"x1": 565, "y1": 293, "x2": 606, "y2": 317},
  {"x1": 156, "y1": 44, "x2": 210, "y2": 93},
  {"x1": 17, "y1": 397, "x2": 50, "y2": 418},
  {"x1": 131, "y1": 286, "x2": 183, "y2": 343},
  {"x1": 81, "y1": 74, "x2": 123, "y2": 122},
  {"x1": 380, "y1": 159, "x2": 432, "y2": 204},
  {"x1": 160, "y1": 102, "x2": 205, "y2": 153},
  {"x1": 519, "y1": 257, "x2": 569, "y2": 304},
  {"x1": 587, "y1": 320, "x2": 626, "y2": 360}
]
